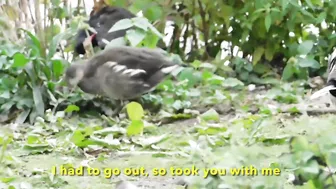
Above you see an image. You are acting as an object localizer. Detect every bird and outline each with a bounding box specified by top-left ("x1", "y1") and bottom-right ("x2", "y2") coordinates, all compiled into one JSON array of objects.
[
  {"x1": 310, "y1": 48, "x2": 336, "y2": 106},
  {"x1": 64, "y1": 46, "x2": 182, "y2": 116},
  {"x1": 74, "y1": 5, "x2": 167, "y2": 55},
  {"x1": 74, "y1": 6, "x2": 136, "y2": 55}
]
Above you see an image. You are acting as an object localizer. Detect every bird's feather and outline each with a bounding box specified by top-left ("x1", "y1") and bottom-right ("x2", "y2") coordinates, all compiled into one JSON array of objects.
[{"x1": 310, "y1": 85, "x2": 336, "y2": 100}]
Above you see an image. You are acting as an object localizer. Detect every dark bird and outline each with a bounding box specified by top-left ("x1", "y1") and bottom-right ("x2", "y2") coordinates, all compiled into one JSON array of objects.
[
  {"x1": 310, "y1": 49, "x2": 336, "y2": 105},
  {"x1": 64, "y1": 46, "x2": 182, "y2": 115},
  {"x1": 74, "y1": 6, "x2": 136, "y2": 55},
  {"x1": 74, "y1": 5, "x2": 167, "y2": 55}
]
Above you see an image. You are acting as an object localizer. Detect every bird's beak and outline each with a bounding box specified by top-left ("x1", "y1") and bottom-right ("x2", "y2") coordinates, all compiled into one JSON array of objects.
[{"x1": 310, "y1": 85, "x2": 336, "y2": 100}]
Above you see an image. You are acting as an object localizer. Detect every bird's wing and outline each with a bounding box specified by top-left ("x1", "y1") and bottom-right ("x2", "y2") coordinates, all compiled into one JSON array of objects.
[
  {"x1": 98, "y1": 60, "x2": 152, "y2": 99},
  {"x1": 84, "y1": 47, "x2": 176, "y2": 77}
]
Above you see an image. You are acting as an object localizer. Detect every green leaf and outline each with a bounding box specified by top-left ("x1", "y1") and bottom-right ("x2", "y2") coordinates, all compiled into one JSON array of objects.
[
  {"x1": 200, "y1": 109, "x2": 220, "y2": 122},
  {"x1": 132, "y1": 17, "x2": 150, "y2": 31},
  {"x1": 316, "y1": 12, "x2": 326, "y2": 23},
  {"x1": 108, "y1": 18, "x2": 133, "y2": 33},
  {"x1": 126, "y1": 101, "x2": 144, "y2": 121},
  {"x1": 52, "y1": 59, "x2": 64, "y2": 79},
  {"x1": 90, "y1": 134, "x2": 121, "y2": 146},
  {"x1": 12, "y1": 53, "x2": 29, "y2": 68},
  {"x1": 304, "y1": 0, "x2": 315, "y2": 9},
  {"x1": 133, "y1": 134, "x2": 168, "y2": 147},
  {"x1": 298, "y1": 40, "x2": 314, "y2": 55},
  {"x1": 20, "y1": 29, "x2": 42, "y2": 56},
  {"x1": 290, "y1": 136, "x2": 310, "y2": 152},
  {"x1": 148, "y1": 24, "x2": 163, "y2": 38},
  {"x1": 281, "y1": 0, "x2": 289, "y2": 10},
  {"x1": 143, "y1": 5, "x2": 163, "y2": 21},
  {"x1": 222, "y1": 5, "x2": 233, "y2": 28},
  {"x1": 23, "y1": 143, "x2": 52, "y2": 154},
  {"x1": 127, "y1": 120, "x2": 144, "y2": 136},
  {"x1": 311, "y1": 0, "x2": 323, "y2": 6},
  {"x1": 282, "y1": 63, "x2": 294, "y2": 80},
  {"x1": 65, "y1": 104, "x2": 80, "y2": 113},
  {"x1": 222, "y1": 78, "x2": 244, "y2": 88},
  {"x1": 253, "y1": 63, "x2": 271, "y2": 74},
  {"x1": 265, "y1": 14, "x2": 272, "y2": 32},
  {"x1": 27, "y1": 135, "x2": 40, "y2": 144},
  {"x1": 252, "y1": 47, "x2": 265, "y2": 65},
  {"x1": 105, "y1": 37, "x2": 127, "y2": 49},
  {"x1": 301, "y1": 160, "x2": 319, "y2": 175},
  {"x1": 304, "y1": 180, "x2": 317, "y2": 189},
  {"x1": 265, "y1": 44, "x2": 275, "y2": 61},
  {"x1": 0, "y1": 177, "x2": 16, "y2": 183},
  {"x1": 93, "y1": 127, "x2": 126, "y2": 135},
  {"x1": 71, "y1": 130, "x2": 85, "y2": 145},
  {"x1": 142, "y1": 32, "x2": 160, "y2": 48},
  {"x1": 126, "y1": 29, "x2": 146, "y2": 47},
  {"x1": 178, "y1": 68, "x2": 201, "y2": 87},
  {"x1": 198, "y1": 126, "x2": 228, "y2": 135},
  {"x1": 48, "y1": 30, "x2": 71, "y2": 59},
  {"x1": 15, "y1": 109, "x2": 30, "y2": 124},
  {"x1": 32, "y1": 85, "x2": 45, "y2": 116},
  {"x1": 326, "y1": 151, "x2": 336, "y2": 168},
  {"x1": 298, "y1": 58, "x2": 320, "y2": 69}
]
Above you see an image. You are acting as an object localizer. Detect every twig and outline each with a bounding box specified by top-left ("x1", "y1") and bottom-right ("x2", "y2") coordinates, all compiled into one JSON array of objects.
[
  {"x1": 303, "y1": 108, "x2": 336, "y2": 115},
  {"x1": 33, "y1": 0, "x2": 46, "y2": 58},
  {"x1": 197, "y1": 0, "x2": 209, "y2": 60},
  {"x1": 182, "y1": 17, "x2": 189, "y2": 54},
  {"x1": 27, "y1": 1, "x2": 35, "y2": 23},
  {"x1": 191, "y1": 0, "x2": 197, "y2": 55}
]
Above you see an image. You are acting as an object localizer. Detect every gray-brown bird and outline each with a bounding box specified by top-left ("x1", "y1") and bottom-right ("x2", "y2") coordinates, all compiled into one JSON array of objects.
[
  {"x1": 310, "y1": 48, "x2": 336, "y2": 105},
  {"x1": 64, "y1": 46, "x2": 182, "y2": 115}
]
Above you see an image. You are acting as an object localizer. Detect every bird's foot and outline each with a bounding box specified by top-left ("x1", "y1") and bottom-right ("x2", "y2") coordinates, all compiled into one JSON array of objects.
[
  {"x1": 111, "y1": 106, "x2": 123, "y2": 118},
  {"x1": 110, "y1": 100, "x2": 126, "y2": 118}
]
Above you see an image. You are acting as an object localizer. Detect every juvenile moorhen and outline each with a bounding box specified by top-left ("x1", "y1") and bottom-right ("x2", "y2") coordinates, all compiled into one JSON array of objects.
[
  {"x1": 74, "y1": 6, "x2": 136, "y2": 55},
  {"x1": 65, "y1": 46, "x2": 181, "y2": 115}
]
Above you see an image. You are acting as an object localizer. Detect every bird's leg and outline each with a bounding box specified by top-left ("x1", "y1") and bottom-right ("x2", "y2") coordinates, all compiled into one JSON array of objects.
[{"x1": 110, "y1": 100, "x2": 125, "y2": 117}]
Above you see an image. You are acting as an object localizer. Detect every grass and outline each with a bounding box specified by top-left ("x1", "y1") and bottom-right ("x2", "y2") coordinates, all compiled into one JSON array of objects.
[{"x1": 1, "y1": 82, "x2": 336, "y2": 189}]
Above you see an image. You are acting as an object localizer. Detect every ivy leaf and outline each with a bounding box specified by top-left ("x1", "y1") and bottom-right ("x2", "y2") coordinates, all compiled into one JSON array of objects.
[
  {"x1": 71, "y1": 130, "x2": 85, "y2": 146},
  {"x1": 298, "y1": 58, "x2": 320, "y2": 69},
  {"x1": 108, "y1": 19, "x2": 133, "y2": 33},
  {"x1": 126, "y1": 102, "x2": 144, "y2": 121},
  {"x1": 132, "y1": 17, "x2": 150, "y2": 31},
  {"x1": 105, "y1": 37, "x2": 127, "y2": 49},
  {"x1": 298, "y1": 40, "x2": 314, "y2": 55},
  {"x1": 126, "y1": 29, "x2": 146, "y2": 47},
  {"x1": 127, "y1": 120, "x2": 144, "y2": 136}
]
